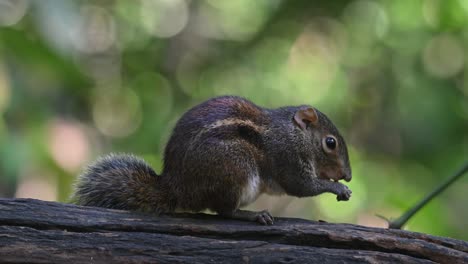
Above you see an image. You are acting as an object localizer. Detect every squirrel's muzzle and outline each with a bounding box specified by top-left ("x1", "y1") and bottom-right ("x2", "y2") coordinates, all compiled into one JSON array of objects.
[
  {"x1": 343, "y1": 172, "x2": 352, "y2": 182},
  {"x1": 319, "y1": 167, "x2": 351, "y2": 182}
]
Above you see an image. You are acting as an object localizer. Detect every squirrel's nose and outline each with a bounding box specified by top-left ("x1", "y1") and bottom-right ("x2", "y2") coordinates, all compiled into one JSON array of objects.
[{"x1": 343, "y1": 172, "x2": 352, "y2": 182}]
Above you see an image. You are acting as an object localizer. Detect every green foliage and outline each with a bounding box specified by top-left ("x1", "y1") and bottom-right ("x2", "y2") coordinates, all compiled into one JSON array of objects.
[{"x1": 0, "y1": 0, "x2": 466, "y2": 240}]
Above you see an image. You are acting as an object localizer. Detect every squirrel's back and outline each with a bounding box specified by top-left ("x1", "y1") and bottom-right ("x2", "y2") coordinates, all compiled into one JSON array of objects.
[
  {"x1": 167, "y1": 96, "x2": 266, "y2": 138},
  {"x1": 163, "y1": 96, "x2": 268, "y2": 174}
]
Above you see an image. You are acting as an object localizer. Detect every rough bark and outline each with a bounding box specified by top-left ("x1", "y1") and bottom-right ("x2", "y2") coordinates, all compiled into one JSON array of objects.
[{"x1": 0, "y1": 198, "x2": 466, "y2": 263}]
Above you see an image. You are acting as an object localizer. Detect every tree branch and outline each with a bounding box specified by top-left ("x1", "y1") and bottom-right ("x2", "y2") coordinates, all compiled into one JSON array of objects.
[{"x1": 0, "y1": 198, "x2": 467, "y2": 263}]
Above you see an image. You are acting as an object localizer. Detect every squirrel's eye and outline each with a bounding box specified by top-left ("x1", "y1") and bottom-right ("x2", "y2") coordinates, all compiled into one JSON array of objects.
[
  {"x1": 322, "y1": 135, "x2": 338, "y2": 153},
  {"x1": 325, "y1": 137, "x2": 336, "y2": 149}
]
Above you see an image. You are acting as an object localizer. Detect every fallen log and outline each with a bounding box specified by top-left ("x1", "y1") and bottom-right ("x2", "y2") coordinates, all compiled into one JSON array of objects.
[{"x1": 0, "y1": 198, "x2": 466, "y2": 263}]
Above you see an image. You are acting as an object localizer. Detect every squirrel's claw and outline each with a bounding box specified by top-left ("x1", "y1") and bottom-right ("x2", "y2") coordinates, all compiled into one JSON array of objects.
[{"x1": 256, "y1": 210, "x2": 274, "y2": 225}]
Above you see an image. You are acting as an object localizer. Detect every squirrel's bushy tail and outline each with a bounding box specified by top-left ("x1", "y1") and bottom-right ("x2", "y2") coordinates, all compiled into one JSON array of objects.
[{"x1": 72, "y1": 153, "x2": 165, "y2": 213}]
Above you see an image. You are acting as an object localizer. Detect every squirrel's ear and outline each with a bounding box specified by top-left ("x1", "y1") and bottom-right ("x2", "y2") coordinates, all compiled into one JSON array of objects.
[{"x1": 294, "y1": 107, "x2": 318, "y2": 130}]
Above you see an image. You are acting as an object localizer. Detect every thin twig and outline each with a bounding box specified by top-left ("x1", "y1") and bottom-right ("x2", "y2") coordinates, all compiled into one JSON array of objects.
[{"x1": 382, "y1": 161, "x2": 468, "y2": 229}]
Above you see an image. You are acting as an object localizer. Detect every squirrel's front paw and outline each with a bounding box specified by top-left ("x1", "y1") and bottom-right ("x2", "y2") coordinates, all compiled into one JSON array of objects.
[{"x1": 336, "y1": 184, "x2": 352, "y2": 201}]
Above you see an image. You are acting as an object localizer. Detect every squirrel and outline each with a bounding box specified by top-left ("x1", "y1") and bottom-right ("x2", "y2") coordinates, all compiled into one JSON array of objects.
[{"x1": 72, "y1": 96, "x2": 352, "y2": 225}]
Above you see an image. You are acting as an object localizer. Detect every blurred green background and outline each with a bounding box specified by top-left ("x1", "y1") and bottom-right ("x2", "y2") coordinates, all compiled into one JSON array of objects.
[{"x1": 0, "y1": 0, "x2": 467, "y2": 240}]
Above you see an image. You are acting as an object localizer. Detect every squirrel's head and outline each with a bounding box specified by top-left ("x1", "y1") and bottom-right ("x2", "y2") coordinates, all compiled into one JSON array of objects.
[{"x1": 293, "y1": 106, "x2": 352, "y2": 182}]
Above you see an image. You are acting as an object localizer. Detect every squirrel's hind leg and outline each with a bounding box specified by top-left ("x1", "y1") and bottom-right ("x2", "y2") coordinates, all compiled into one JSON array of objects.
[{"x1": 219, "y1": 209, "x2": 274, "y2": 225}]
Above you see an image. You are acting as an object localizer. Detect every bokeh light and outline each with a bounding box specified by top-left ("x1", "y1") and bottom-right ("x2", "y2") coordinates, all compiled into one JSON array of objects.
[
  {"x1": 287, "y1": 17, "x2": 346, "y2": 104},
  {"x1": 0, "y1": 0, "x2": 28, "y2": 27},
  {"x1": 74, "y1": 5, "x2": 117, "y2": 54},
  {"x1": 48, "y1": 119, "x2": 90, "y2": 173},
  {"x1": 423, "y1": 34, "x2": 464, "y2": 78},
  {"x1": 15, "y1": 175, "x2": 57, "y2": 201},
  {"x1": 343, "y1": 0, "x2": 388, "y2": 41},
  {"x1": 201, "y1": 0, "x2": 279, "y2": 41},
  {"x1": 140, "y1": 0, "x2": 188, "y2": 38},
  {"x1": 0, "y1": 63, "x2": 11, "y2": 112},
  {"x1": 92, "y1": 87, "x2": 143, "y2": 138}
]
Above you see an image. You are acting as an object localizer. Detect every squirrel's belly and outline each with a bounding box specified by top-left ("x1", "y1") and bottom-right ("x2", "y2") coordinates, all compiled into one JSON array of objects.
[{"x1": 239, "y1": 172, "x2": 261, "y2": 207}]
